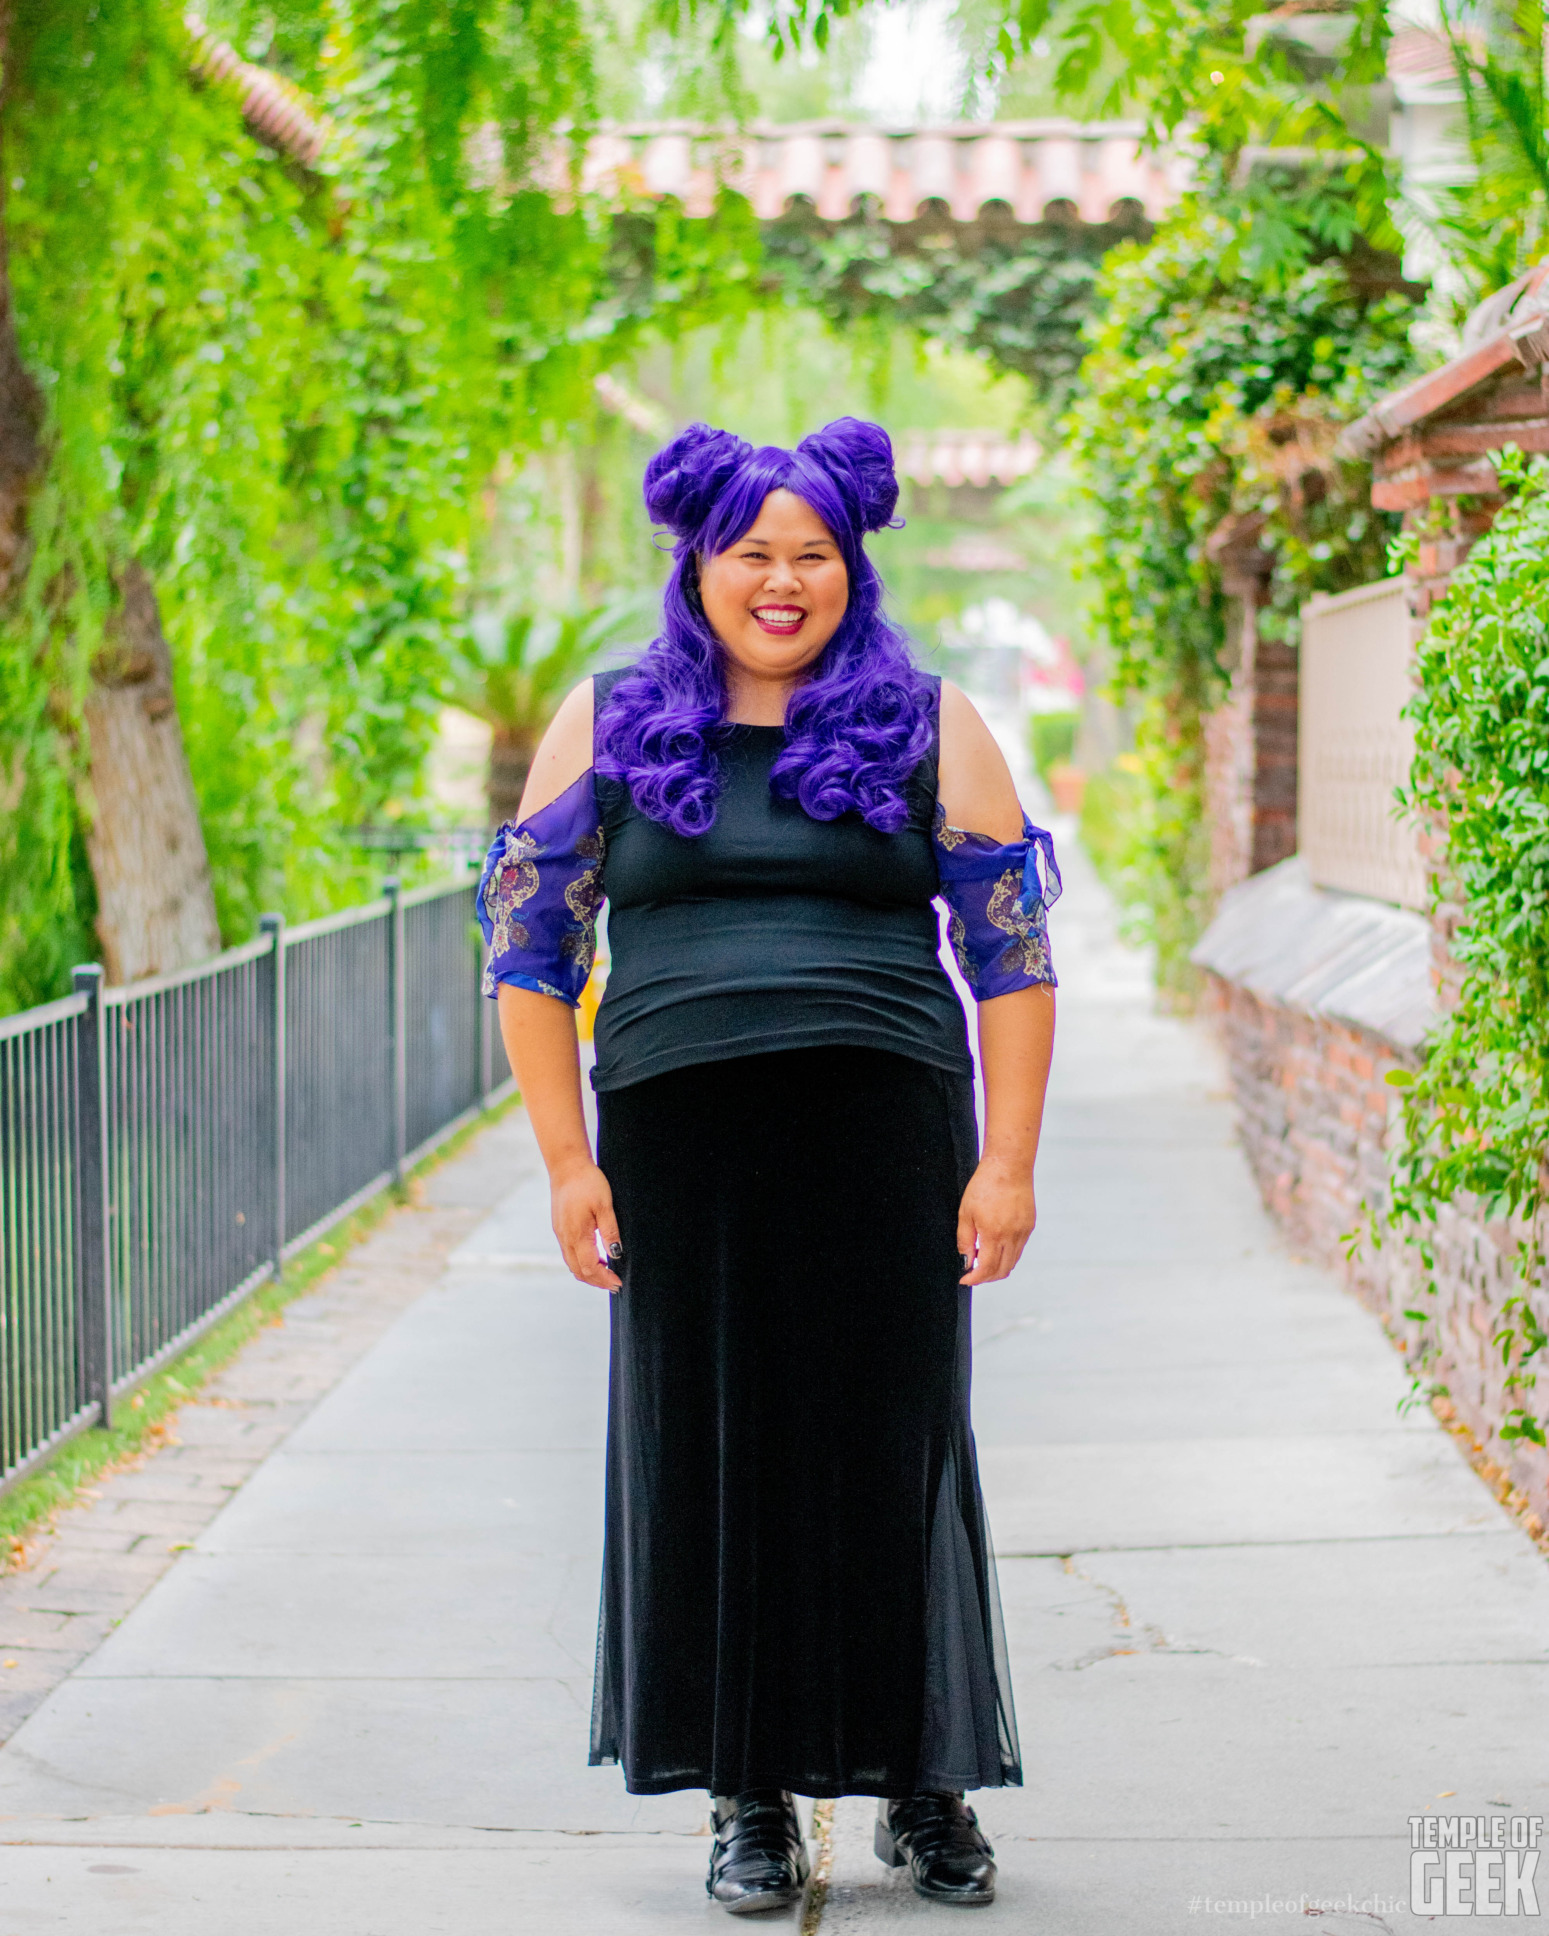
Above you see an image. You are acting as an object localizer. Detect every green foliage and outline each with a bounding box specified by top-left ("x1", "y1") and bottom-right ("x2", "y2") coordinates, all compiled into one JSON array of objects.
[
  {"x1": 1432, "y1": 0, "x2": 1549, "y2": 305},
  {"x1": 1000, "y1": 0, "x2": 1395, "y2": 182},
  {"x1": 604, "y1": 193, "x2": 763, "y2": 340},
  {"x1": 446, "y1": 592, "x2": 652, "y2": 819},
  {"x1": 0, "y1": 0, "x2": 761, "y2": 1014},
  {"x1": 765, "y1": 205, "x2": 1139, "y2": 412},
  {"x1": 1029, "y1": 709, "x2": 1078, "y2": 778},
  {"x1": 1076, "y1": 754, "x2": 1145, "y2": 899},
  {"x1": 448, "y1": 599, "x2": 652, "y2": 744},
  {"x1": 1389, "y1": 454, "x2": 1549, "y2": 1444},
  {"x1": 730, "y1": 0, "x2": 1405, "y2": 282},
  {"x1": 1066, "y1": 199, "x2": 1418, "y2": 998}
]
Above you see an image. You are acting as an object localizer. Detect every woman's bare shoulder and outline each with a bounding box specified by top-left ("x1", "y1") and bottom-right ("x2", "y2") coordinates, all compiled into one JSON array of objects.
[
  {"x1": 935, "y1": 680, "x2": 1023, "y2": 844},
  {"x1": 517, "y1": 678, "x2": 595, "y2": 821}
]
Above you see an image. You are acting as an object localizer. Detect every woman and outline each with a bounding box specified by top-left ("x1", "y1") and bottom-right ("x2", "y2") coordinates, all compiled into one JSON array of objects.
[{"x1": 478, "y1": 419, "x2": 1058, "y2": 1915}]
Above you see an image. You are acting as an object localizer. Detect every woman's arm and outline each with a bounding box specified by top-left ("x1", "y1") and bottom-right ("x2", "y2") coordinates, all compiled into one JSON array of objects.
[
  {"x1": 957, "y1": 984, "x2": 1055, "y2": 1284},
  {"x1": 936, "y1": 679, "x2": 1057, "y2": 1286},
  {"x1": 936, "y1": 679, "x2": 1024, "y2": 842},
  {"x1": 493, "y1": 677, "x2": 623, "y2": 1292},
  {"x1": 518, "y1": 677, "x2": 595, "y2": 819},
  {"x1": 497, "y1": 985, "x2": 622, "y2": 1291}
]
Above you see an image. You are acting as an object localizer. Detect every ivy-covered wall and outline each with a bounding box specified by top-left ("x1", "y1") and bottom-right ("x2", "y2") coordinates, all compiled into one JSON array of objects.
[
  {"x1": 1065, "y1": 199, "x2": 1419, "y2": 1001},
  {"x1": 1390, "y1": 455, "x2": 1549, "y2": 1450}
]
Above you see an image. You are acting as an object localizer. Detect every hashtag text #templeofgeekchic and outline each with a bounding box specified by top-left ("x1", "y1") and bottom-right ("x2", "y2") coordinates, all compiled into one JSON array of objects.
[{"x1": 1185, "y1": 1896, "x2": 1406, "y2": 1917}]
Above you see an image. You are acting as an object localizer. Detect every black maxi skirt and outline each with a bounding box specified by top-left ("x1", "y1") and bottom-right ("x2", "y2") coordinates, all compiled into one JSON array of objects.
[{"x1": 589, "y1": 1043, "x2": 1022, "y2": 1799}]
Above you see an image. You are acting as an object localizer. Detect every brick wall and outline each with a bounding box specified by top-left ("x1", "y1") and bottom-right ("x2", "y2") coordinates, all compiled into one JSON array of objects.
[
  {"x1": 1202, "y1": 582, "x2": 1298, "y2": 899},
  {"x1": 1247, "y1": 634, "x2": 1299, "y2": 876},
  {"x1": 1202, "y1": 970, "x2": 1549, "y2": 1521},
  {"x1": 1204, "y1": 680, "x2": 1254, "y2": 899},
  {"x1": 1203, "y1": 973, "x2": 1404, "y2": 1263}
]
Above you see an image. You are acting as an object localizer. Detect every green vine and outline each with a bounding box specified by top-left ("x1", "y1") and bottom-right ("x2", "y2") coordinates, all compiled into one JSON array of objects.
[
  {"x1": 1065, "y1": 197, "x2": 1418, "y2": 999},
  {"x1": 1388, "y1": 452, "x2": 1549, "y2": 1446},
  {"x1": 763, "y1": 201, "x2": 1146, "y2": 411},
  {"x1": 0, "y1": 1, "x2": 762, "y2": 1014}
]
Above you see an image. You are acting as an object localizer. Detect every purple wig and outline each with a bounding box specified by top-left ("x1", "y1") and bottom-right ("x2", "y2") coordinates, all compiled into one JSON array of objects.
[{"x1": 594, "y1": 418, "x2": 935, "y2": 836}]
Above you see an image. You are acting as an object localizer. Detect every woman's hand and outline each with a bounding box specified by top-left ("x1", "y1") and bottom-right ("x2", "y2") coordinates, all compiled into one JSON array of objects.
[
  {"x1": 551, "y1": 1156, "x2": 624, "y2": 1292},
  {"x1": 956, "y1": 1156, "x2": 1036, "y2": 1285},
  {"x1": 495, "y1": 984, "x2": 622, "y2": 1294},
  {"x1": 961, "y1": 983, "x2": 1055, "y2": 1287}
]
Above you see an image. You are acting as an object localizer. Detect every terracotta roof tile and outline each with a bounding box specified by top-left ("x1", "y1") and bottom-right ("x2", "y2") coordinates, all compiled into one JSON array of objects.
[
  {"x1": 1337, "y1": 264, "x2": 1549, "y2": 460},
  {"x1": 555, "y1": 120, "x2": 1189, "y2": 227},
  {"x1": 186, "y1": 17, "x2": 328, "y2": 168}
]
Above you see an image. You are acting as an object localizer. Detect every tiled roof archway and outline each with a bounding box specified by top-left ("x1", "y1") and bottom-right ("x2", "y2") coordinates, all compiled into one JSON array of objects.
[
  {"x1": 189, "y1": 20, "x2": 328, "y2": 166},
  {"x1": 896, "y1": 428, "x2": 1041, "y2": 488},
  {"x1": 187, "y1": 18, "x2": 1187, "y2": 239},
  {"x1": 557, "y1": 120, "x2": 1189, "y2": 230}
]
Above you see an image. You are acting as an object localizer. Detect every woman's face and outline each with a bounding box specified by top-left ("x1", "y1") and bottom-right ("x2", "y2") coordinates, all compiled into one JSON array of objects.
[{"x1": 697, "y1": 488, "x2": 849, "y2": 689}]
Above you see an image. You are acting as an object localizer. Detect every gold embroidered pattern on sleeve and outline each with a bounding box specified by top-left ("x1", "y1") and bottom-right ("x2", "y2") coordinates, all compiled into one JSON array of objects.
[
  {"x1": 986, "y1": 869, "x2": 1053, "y2": 981},
  {"x1": 481, "y1": 828, "x2": 542, "y2": 994},
  {"x1": 559, "y1": 827, "x2": 607, "y2": 973}
]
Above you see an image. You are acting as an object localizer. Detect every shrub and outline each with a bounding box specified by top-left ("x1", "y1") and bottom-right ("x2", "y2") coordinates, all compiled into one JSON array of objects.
[
  {"x1": 1388, "y1": 452, "x2": 1549, "y2": 1443},
  {"x1": 1030, "y1": 710, "x2": 1079, "y2": 779}
]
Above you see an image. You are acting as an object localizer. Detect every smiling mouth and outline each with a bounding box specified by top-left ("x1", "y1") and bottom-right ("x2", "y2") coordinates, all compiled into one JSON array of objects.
[{"x1": 752, "y1": 605, "x2": 807, "y2": 636}]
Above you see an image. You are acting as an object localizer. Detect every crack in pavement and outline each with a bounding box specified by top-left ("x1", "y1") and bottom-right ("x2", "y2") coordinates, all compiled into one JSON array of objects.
[{"x1": 1055, "y1": 1555, "x2": 1263, "y2": 1671}]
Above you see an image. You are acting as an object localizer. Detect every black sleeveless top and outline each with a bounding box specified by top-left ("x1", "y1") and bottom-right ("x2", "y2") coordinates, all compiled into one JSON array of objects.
[{"x1": 590, "y1": 669, "x2": 972, "y2": 1092}]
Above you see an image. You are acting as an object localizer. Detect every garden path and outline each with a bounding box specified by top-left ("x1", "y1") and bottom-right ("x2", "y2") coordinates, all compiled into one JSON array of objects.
[{"x1": 1, "y1": 808, "x2": 1546, "y2": 1933}]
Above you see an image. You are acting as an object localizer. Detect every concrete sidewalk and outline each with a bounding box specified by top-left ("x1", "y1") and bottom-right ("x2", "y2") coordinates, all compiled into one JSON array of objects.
[{"x1": 2, "y1": 839, "x2": 1547, "y2": 1933}]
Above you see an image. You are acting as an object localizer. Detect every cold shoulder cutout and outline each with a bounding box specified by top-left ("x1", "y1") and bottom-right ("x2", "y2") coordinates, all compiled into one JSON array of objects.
[
  {"x1": 516, "y1": 677, "x2": 595, "y2": 822},
  {"x1": 936, "y1": 679, "x2": 1024, "y2": 845}
]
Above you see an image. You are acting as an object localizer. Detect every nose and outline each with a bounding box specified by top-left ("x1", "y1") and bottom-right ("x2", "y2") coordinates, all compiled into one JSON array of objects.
[{"x1": 762, "y1": 557, "x2": 800, "y2": 593}]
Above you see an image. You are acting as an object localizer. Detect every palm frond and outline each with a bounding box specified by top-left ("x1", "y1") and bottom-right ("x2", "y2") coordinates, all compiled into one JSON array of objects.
[
  {"x1": 1430, "y1": 0, "x2": 1549, "y2": 298},
  {"x1": 1476, "y1": 56, "x2": 1549, "y2": 199},
  {"x1": 445, "y1": 593, "x2": 657, "y2": 741}
]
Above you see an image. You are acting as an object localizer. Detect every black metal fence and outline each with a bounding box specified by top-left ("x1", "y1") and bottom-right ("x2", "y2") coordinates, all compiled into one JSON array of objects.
[{"x1": 0, "y1": 877, "x2": 508, "y2": 1493}]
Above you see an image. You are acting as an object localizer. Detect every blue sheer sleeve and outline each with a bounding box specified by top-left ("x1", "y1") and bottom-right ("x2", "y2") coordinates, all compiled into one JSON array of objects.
[
  {"x1": 478, "y1": 770, "x2": 605, "y2": 1006},
  {"x1": 933, "y1": 805, "x2": 1061, "y2": 999}
]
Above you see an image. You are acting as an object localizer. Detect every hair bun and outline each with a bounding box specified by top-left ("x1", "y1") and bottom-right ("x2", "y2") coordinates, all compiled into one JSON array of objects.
[
  {"x1": 797, "y1": 418, "x2": 901, "y2": 534},
  {"x1": 643, "y1": 423, "x2": 753, "y2": 537}
]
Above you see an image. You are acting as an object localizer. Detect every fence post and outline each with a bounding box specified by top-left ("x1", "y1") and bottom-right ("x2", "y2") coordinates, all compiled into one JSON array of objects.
[
  {"x1": 72, "y1": 965, "x2": 113, "y2": 1431},
  {"x1": 477, "y1": 889, "x2": 495, "y2": 1100},
  {"x1": 259, "y1": 913, "x2": 286, "y2": 1278},
  {"x1": 385, "y1": 877, "x2": 407, "y2": 1184}
]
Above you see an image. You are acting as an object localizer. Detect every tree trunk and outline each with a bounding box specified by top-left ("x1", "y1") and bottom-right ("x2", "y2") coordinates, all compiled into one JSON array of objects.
[
  {"x1": 487, "y1": 729, "x2": 535, "y2": 828},
  {"x1": 0, "y1": 17, "x2": 219, "y2": 986},
  {"x1": 81, "y1": 564, "x2": 222, "y2": 983}
]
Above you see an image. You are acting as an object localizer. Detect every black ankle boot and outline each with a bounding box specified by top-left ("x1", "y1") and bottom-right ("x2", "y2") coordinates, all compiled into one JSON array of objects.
[
  {"x1": 876, "y1": 1792, "x2": 996, "y2": 1905},
  {"x1": 707, "y1": 1789, "x2": 810, "y2": 1915}
]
